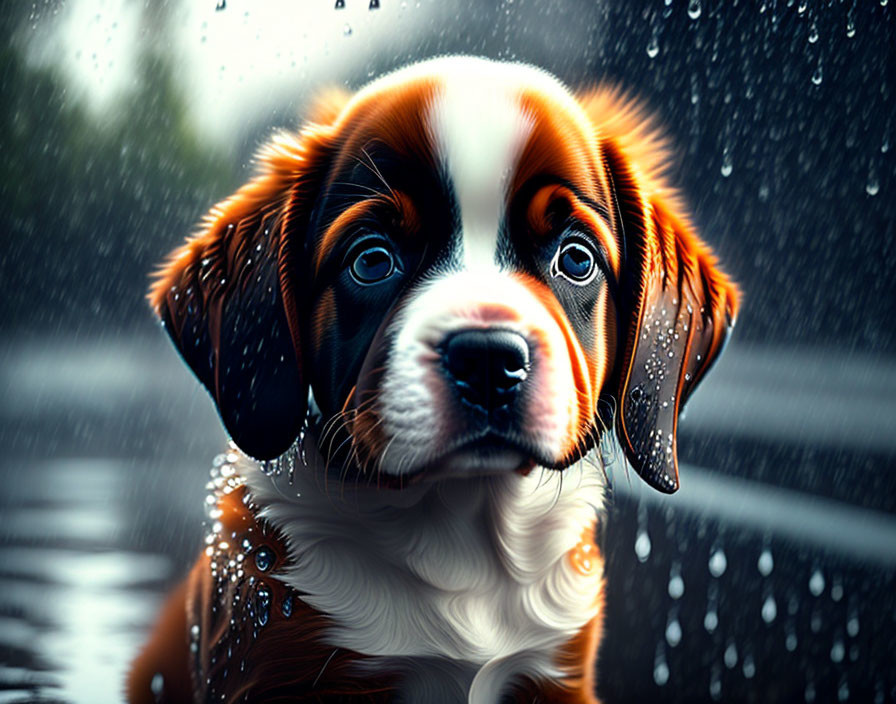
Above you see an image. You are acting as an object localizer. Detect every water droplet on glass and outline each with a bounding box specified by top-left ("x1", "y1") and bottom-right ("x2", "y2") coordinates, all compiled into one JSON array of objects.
[
  {"x1": 811, "y1": 61, "x2": 823, "y2": 86},
  {"x1": 809, "y1": 569, "x2": 825, "y2": 596},
  {"x1": 647, "y1": 35, "x2": 660, "y2": 58},
  {"x1": 724, "y1": 641, "x2": 738, "y2": 669},
  {"x1": 255, "y1": 546, "x2": 274, "y2": 572},
  {"x1": 709, "y1": 547, "x2": 727, "y2": 577},
  {"x1": 762, "y1": 594, "x2": 777, "y2": 623},
  {"x1": 758, "y1": 549, "x2": 774, "y2": 576},
  {"x1": 687, "y1": 0, "x2": 701, "y2": 19}
]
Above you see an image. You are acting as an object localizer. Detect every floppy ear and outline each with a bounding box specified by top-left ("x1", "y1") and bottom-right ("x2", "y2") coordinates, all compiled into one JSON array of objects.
[
  {"x1": 148, "y1": 124, "x2": 336, "y2": 460},
  {"x1": 586, "y1": 91, "x2": 739, "y2": 493}
]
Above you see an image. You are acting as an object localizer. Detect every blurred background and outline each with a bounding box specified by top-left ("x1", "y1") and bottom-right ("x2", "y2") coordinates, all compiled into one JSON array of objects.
[{"x1": 1, "y1": 0, "x2": 894, "y2": 702}]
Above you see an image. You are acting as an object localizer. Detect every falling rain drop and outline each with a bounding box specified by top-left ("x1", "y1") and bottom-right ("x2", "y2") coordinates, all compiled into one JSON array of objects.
[
  {"x1": 809, "y1": 569, "x2": 825, "y2": 596},
  {"x1": 866, "y1": 168, "x2": 880, "y2": 196},
  {"x1": 709, "y1": 547, "x2": 727, "y2": 577},
  {"x1": 831, "y1": 639, "x2": 845, "y2": 662},
  {"x1": 724, "y1": 641, "x2": 738, "y2": 669},
  {"x1": 847, "y1": 613, "x2": 860, "y2": 637},
  {"x1": 635, "y1": 529, "x2": 652, "y2": 563},
  {"x1": 797, "y1": 0, "x2": 807, "y2": 14},
  {"x1": 666, "y1": 616, "x2": 682, "y2": 647},
  {"x1": 654, "y1": 644, "x2": 670, "y2": 686},
  {"x1": 720, "y1": 149, "x2": 733, "y2": 177},
  {"x1": 838, "y1": 679, "x2": 849, "y2": 702},
  {"x1": 811, "y1": 61, "x2": 823, "y2": 86},
  {"x1": 704, "y1": 608, "x2": 719, "y2": 633},
  {"x1": 709, "y1": 667, "x2": 722, "y2": 701},
  {"x1": 742, "y1": 653, "x2": 756, "y2": 679},
  {"x1": 761, "y1": 594, "x2": 777, "y2": 623},
  {"x1": 687, "y1": 0, "x2": 701, "y2": 19},
  {"x1": 846, "y1": 16, "x2": 856, "y2": 38},
  {"x1": 647, "y1": 34, "x2": 660, "y2": 58},
  {"x1": 668, "y1": 563, "x2": 685, "y2": 599},
  {"x1": 805, "y1": 681, "x2": 816, "y2": 703},
  {"x1": 808, "y1": 20, "x2": 819, "y2": 43},
  {"x1": 758, "y1": 549, "x2": 774, "y2": 576}
]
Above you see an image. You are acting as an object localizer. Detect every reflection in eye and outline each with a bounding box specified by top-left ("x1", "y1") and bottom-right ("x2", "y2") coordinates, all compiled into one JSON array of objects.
[
  {"x1": 350, "y1": 245, "x2": 395, "y2": 284},
  {"x1": 552, "y1": 239, "x2": 599, "y2": 285}
]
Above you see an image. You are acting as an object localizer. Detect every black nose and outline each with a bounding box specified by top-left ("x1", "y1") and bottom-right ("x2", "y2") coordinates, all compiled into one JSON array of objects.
[{"x1": 443, "y1": 330, "x2": 529, "y2": 412}]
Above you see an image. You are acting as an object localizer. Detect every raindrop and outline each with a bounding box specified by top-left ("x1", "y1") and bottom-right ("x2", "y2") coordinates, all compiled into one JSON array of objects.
[
  {"x1": 809, "y1": 569, "x2": 825, "y2": 596},
  {"x1": 811, "y1": 61, "x2": 823, "y2": 86},
  {"x1": 866, "y1": 168, "x2": 880, "y2": 196},
  {"x1": 709, "y1": 547, "x2": 727, "y2": 577},
  {"x1": 786, "y1": 631, "x2": 798, "y2": 651},
  {"x1": 724, "y1": 641, "x2": 738, "y2": 669},
  {"x1": 830, "y1": 575, "x2": 843, "y2": 602},
  {"x1": 742, "y1": 653, "x2": 756, "y2": 679},
  {"x1": 847, "y1": 614, "x2": 860, "y2": 637},
  {"x1": 666, "y1": 616, "x2": 682, "y2": 647},
  {"x1": 808, "y1": 20, "x2": 819, "y2": 43},
  {"x1": 720, "y1": 149, "x2": 733, "y2": 177},
  {"x1": 255, "y1": 546, "x2": 274, "y2": 572},
  {"x1": 343, "y1": 23, "x2": 353, "y2": 35},
  {"x1": 687, "y1": 0, "x2": 701, "y2": 19},
  {"x1": 758, "y1": 549, "x2": 774, "y2": 576},
  {"x1": 797, "y1": 0, "x2": 807, "y2": 14},
  {"x1": 668, "y1": 563, "x2": 685, "y2": 599},
  {"x1": 634, "y1": 529, "x2": 651, "y2": 562},
  {"x1": 654, "y1": 645, "x2": 670, "y2": 686},
  {"x1": 846, "y1": 16, "x2": 856, "y2": 38},
  {"x1": 704, "y1": 608, "x2": 718, "y2": 633},
  {"x1": 647, "y1": 34, "x2": 660, "y2": 59},
  {"x1": 760, "y1": 594, "x2": 777, "y2": 623},
  {"x1": 709, "y1": 667, "x2": 722, "y2": 701},
  {"x1": 282, "y1": 594, "x2": 293, "y2": 618},
  {"x1": 831, "y1": 639, "x2": 845, "y2": 663},
  {"x1": 805, "y1": 681, "x2": 816, "y2": 703},
  {"x1": 838, "y1": 679, "x2": 849, "y2": 702}
]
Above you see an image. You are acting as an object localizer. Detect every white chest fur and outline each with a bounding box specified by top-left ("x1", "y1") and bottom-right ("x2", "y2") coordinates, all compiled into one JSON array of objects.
[{"x1": 243, "y1": 453, "x2": 605, "y2": 703}]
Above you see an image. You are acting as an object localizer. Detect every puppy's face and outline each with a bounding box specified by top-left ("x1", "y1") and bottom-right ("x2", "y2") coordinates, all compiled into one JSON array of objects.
[{"x1": 151, "y1": 57, "x2": 738, "y2": 493}]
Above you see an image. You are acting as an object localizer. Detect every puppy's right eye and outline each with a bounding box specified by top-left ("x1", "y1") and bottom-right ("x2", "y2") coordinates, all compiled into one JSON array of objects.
[{"x1": 349, "y1": 244, "x2": 396, "y2": 285}]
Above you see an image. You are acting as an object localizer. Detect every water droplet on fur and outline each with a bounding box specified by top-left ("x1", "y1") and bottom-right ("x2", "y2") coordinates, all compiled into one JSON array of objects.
[
  {"x1": 256, "y1": 586, "x2": 271, "y2": 627},
  {"x1": 255, "y1": 547, "x2": 274, "y2": 572}
]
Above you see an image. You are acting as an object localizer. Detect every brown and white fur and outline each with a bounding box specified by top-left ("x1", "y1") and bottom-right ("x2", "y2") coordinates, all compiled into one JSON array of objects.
[{"x1": 127, "y1": 56, "x2": 738, "y2": 703}]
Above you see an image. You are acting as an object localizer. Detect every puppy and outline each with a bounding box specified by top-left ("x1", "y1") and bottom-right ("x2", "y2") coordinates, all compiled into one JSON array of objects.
[{"x1": 127, "y1": 56, "x2": 737, "y2": 703}]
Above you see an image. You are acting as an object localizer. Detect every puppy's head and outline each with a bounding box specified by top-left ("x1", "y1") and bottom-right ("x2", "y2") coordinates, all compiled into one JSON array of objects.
[{"x1": 150, "y1": 57, "x2": 738, "y2": 493}]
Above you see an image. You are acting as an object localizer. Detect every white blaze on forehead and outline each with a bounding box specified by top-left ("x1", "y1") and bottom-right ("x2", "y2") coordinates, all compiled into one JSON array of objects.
[{"x1": 428, "y1": 65, "x2": 534, "y2": 270}]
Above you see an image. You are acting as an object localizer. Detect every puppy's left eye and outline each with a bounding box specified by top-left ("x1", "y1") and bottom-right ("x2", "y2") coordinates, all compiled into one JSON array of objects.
[
  {"x1": 552, "y1": 240, "x2": 599, "y2": 285},
  {"x1": 350, "y1": 244, "x2": 396, "y2": 285}
]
